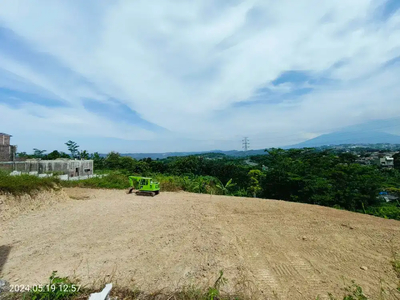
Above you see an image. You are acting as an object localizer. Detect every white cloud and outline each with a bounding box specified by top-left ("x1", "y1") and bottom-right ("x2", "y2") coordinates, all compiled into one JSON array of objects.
[{"x1": 0, "y1": 0, "x2": 399, "y2": 152}]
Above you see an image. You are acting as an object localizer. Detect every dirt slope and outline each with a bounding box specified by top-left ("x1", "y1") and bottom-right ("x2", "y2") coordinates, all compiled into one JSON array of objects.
[{"x1": 1, "y1": 189, "x2": 399, "y2": 299}]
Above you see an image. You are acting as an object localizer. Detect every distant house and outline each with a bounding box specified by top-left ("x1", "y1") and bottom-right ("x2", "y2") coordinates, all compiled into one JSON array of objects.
[
  {"x1": 244, "y1": 159, "x2": 258, "y2": 167},
  {"x1": 0, "y1": 133, "x2": 17, "y2": 162},
  {"x1": 382, "y1": 195, "x2": 399, "y2": 203},
  {"x1": 379, "y1": 156, "x2": 394, "y2": 169}
]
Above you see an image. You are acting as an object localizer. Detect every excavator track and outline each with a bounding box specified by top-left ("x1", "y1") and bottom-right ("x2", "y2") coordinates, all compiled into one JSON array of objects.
[
  {"x1": 135, "y1": 191, "x2": 156, "y2": 197},
  {"x1": 127, "y1": 187, "x2": 159, "y2": 197}
]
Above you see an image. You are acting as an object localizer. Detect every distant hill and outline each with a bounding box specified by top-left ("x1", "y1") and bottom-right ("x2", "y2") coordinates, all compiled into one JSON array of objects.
[
  {"x1": 121, "y1": 152, "x2": 201, "y2": 160},
  {"x1": 289, "y1": 131, "x2": 400, "y2": 148},
  {"x1": 119, "y1": 149, "x2": 267, "y2": 159}
]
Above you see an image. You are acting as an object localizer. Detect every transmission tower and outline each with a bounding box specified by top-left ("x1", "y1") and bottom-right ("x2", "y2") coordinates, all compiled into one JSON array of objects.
[{"x1": 242, "y1": 137, "x2": 250, "y2": 152}]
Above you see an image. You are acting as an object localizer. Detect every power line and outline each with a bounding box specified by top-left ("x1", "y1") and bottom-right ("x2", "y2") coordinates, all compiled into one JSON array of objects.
[{"x1": 242, "y1": 137, "x2": 250, "y2": 151}]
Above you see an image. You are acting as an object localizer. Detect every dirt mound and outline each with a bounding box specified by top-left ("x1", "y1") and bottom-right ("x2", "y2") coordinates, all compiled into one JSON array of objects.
[
  {"x1": 1, "y1": 189, "x2": 399, "y2": 299},
  {"x1": 0, "y1": 189, "x2": 69, "y2": 221}
]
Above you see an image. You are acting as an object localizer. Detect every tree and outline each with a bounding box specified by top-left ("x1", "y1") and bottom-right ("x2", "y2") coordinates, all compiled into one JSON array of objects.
[
  {"x1": 33, "y1": 148, "x2": 46, "y2": 159},
  {"x1": 17, "y1": 152, "x2": 31, "y2": 158},
  {"x1": 248, "y1": 170, "x2": 263, "y2": 198},
  {"x1": 79, "y1": 150, "x2": 89, "y2": 160},
  {"x1": 104, "y1": 152, "x2": 121, "y2": 169},
  {"x1": 192, "y1": 177, "x2": 210, "y2": 194},
  {"x1": 59, "y1": 151, "x2": 71, "y2": 158},
  {"x1": 216, "y1": 178, "x2": 236, "y2": 195},
  {"x1": 46, "y1": 150, "x2": 60, "y2": 160},
  {"x1": 393, "y1": 152, "x2": 400, "y2": 170},
  {"x1": 45, "y1": 150, "x2": 70, "y2": 160},
  {"x1": 338, "y1": 152, "x2": 358, "y2": 164},
  {"x1": 329, "y1": 164, "x2": 382, "y2": 210},
  {"x1": 65, "y1": 140, "x2": 79, "y2": 158},
  {"x1": 90, "y1": 152, "x2": 105, "y2": 169}
]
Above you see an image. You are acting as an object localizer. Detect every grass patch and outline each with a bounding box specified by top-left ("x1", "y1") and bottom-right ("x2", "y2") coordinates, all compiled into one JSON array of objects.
[
  {"x1": 326, "y1": 281, "x2": 368, "y2": 300},
  {"x1": 2, "y1": 271, "x2": 243, "y2": 300},
  {"x1": 3, "y1": 272, "x2": 83, "y2": 300},
  {"x1": 393, "y1": 257, "x2": 400, "y2": 281},
  {"x1": 29, "y1": 271, "x2": 81, "y2": 300},
  {"x1": 364, "y1": 202, "x2": 400, "y2": 221},
  {"x1": 61, "y1": 172, "x2": 128, "y2": 190},
  {"x1": 0, "y1": 173, "x2": 61, "y2": 196},
  {"x1": 4, "y1": 272, "x2": 400, "y2": 300},
  {"x1": 318, "y1": 279, "x2": 400, "y2": 300}
]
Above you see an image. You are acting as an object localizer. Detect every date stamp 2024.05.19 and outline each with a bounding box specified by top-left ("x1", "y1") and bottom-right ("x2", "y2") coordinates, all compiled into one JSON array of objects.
[{"x1": 9, "y1": 284, "x2": 81, "y2": 293}]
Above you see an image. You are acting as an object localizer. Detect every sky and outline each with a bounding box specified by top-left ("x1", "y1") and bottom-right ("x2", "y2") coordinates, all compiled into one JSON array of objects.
[{"x1": 0, "y1": 0, "x2": 400, "y2": 153}]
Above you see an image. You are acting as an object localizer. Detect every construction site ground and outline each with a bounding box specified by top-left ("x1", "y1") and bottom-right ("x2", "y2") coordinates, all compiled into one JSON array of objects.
[{"x1": 1, "y1": 188, "x2": 400, "y2": 299}]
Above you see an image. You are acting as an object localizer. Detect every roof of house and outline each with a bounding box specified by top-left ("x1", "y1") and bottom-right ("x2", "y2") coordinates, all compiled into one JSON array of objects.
[
  {"x1": 383, "y1": 195, "x2": 399, "y2": 201},
  {"x1": 0, "y1": 133, "x2": 12, "y2": 137}
]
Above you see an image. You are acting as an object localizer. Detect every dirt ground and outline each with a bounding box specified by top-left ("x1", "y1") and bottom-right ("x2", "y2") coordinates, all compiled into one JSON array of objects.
[{"x1": 1, "y1": 188, "x2": 400, "y2": 299}]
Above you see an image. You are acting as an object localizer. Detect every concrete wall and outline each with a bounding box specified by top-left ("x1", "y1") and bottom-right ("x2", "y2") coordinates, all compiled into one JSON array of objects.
[
  {"x1": 0, "y1": 159, "x2": 94, "y2": 176},
  {"x1": 0, "y1": 146, "x2": 10, "y2": 161},
  {"x1": 0, "y1": 134, "x2": 16, "y2": 162},
  {"x1": 0, "y1": 145, "x2": 16, "y2": 162},
  {"x1": 0, "y1": 134, "x2": 11, "y2": 146}
]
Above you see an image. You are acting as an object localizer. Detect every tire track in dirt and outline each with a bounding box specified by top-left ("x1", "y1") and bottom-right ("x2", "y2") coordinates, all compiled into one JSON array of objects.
[
  {"x1": 286, "y1": 252, "x2": 322, "y2": 289},
  {"x1": 272, "y1": 263, "x2": 298, "y2": 277},
  {"x1": 217, "y1": 208, "x2": 287, "y2": 297}
]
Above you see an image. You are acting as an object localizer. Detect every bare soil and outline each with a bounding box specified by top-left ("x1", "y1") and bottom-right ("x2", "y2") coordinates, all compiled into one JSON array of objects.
[
  {"x1": 1, "y1": 188, "x2": 399, "y2": 299},
  {"x1": 0, "y1": 190, "x2": 69, "y2": 222}
]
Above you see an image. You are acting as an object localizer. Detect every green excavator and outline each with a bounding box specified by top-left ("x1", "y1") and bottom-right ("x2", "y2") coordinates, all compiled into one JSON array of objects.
[{"x1": 127, "y1": 176, "x2": 160, "y2": 197}]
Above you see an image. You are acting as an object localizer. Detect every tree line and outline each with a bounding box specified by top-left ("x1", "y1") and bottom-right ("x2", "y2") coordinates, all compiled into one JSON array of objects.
[{"x1": 17, "y1": 140, "x2": 93, "y2": 160}]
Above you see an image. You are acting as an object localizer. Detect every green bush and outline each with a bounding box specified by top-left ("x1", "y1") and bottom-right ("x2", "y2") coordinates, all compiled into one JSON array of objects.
[
  {"x1": 154, "y1": 174, "x2": 184, "y2": 192},
  {"x1": 0, "y1": 173, "x2": 60, "y2": 196},
  {"x1": 154, "y1": 174, "x2": 220, "y2": 194},
  {"x1": 364, "y1": 202, "x2": 400, "y2": 220},
  {"x1": 61, "y1": 172, "x2": 129, "y2": 189}
]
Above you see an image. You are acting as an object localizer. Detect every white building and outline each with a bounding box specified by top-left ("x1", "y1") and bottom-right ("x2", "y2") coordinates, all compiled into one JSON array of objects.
[{"x1": 379, "y1": 156, "x2": 394, "y2": 168}]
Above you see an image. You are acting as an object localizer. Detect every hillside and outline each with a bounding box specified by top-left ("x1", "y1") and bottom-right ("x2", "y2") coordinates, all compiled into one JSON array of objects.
[
  {"x1": 1, "y1": 189, "x2": 399, "y2": 299},
  {"x1": 119, "y1": 149, "x2": 267, "y2": 159},
  {"x1": 289, "y1": 131, "x2": 400, "y2": 148}
]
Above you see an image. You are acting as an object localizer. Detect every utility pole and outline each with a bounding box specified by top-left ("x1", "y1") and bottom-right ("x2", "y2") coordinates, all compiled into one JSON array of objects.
[{"x1": 242, "y1": 137, "x2": 250, "y2": 152}]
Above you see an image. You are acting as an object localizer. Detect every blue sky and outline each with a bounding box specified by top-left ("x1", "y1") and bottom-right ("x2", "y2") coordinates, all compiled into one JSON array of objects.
[{"x1": 0, "y1": 0, "x2": 400, "y2": 153}]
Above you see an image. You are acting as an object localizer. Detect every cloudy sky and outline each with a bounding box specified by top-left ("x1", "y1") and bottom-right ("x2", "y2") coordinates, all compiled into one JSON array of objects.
[{"x1": 0, "y1": 0, "x2": 400, "y2": 153}]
